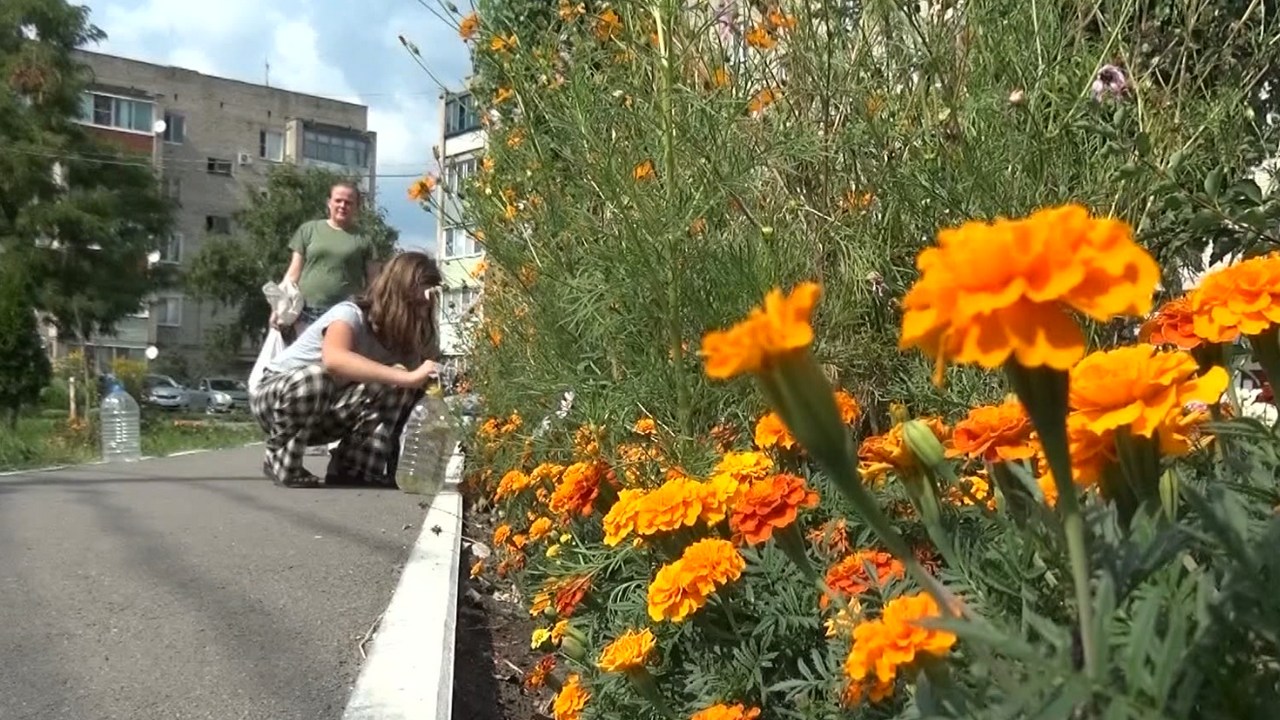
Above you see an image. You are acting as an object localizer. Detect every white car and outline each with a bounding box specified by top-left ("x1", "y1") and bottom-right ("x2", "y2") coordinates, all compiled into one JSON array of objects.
[
  {"x1": 188, "y1": 377, "x2": 250, "y2": 413},
  {"x1": 144, "y1": 374, "x2": 190, "y2": 410}
]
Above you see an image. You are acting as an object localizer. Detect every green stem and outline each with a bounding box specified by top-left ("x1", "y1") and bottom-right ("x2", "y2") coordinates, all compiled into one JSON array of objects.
[
  {"x1": 1005, "y1": 363, "x2": 1099, "y2": 681},
  {"x1": 651, "y1": 2, "x2": 690, "y2": 433},
  {"x1": 627, "y1": 669, "x2": 677, "y2": 719},
  {"x1": 775, "y1": 522, "x2": 819, "y2": 583}
]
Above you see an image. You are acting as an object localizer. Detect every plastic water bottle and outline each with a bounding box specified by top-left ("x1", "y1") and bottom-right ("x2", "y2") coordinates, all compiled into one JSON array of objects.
[
  {"x1": 100, "y1": 381, "x2": 142, "y2": 463},
  {"x1": 396, "y1": 386, "x2": 457, "y2": 496}
]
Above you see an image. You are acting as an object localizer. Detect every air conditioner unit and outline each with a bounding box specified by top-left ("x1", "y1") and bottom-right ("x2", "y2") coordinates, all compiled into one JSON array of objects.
[{"x1": 237, "y1": 152, "x2": 254, "y2": 165}]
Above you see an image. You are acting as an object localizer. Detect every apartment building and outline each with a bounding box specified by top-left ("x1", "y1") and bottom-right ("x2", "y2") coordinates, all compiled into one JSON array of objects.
[
  {"x1": 435, "y1": 89, "x2": 487, "y2": 362},
  {"x1": 52, "y1": 49, "x2": 378, "y2": 370}
]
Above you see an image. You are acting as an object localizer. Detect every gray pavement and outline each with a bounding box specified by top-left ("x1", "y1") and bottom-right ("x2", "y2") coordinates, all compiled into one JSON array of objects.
[{"x1": 0, "y1": 446, "x2": 427, "y2": 720}]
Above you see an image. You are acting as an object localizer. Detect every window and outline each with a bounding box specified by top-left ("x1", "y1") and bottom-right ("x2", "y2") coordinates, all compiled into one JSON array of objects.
[
  {"x1": 162, "y1": 112, "x2": 185, "y2": 143},
  {"x1": 205, "y1": 216, "x2": 231, "y2": 234},
  {"x1": 442, "y1": 287, "x2": 480, "y2": 317},
  {"x1": 302, "y1": 130, "x2": 369, "y2": 168},
  {"x1": 444, "y1": 157, "x2": 479, "y2": 193},
  {"x1": 444, "y1": 93, "x2": 480, "y2": 136},
  {"x1": 77, "y1": 92, "x2": 155, "y2": 133},
  {"x1": 207, "y1": 157, "x2": 233, "y2": 175},
  {"x1": 155, "y1": 297, "x2": 182, "y2": 327},
  {"x1": 164, "y1": 176, "x2": 181, "y2": 204},
  {"x1": 259, "y1": 129, "x2": 285, "y2": 162},
  {"x1": 159, "y1": 233, "x2": 183, "y2": 264},
  {"x1": 442, "y1": 226, "x2": 481, "y2": 259}
]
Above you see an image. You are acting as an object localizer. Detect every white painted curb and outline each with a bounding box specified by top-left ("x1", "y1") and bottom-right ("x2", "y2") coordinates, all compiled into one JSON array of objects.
[{"x1": 342, "y1": 448, "x2": 466, "y2": 720}]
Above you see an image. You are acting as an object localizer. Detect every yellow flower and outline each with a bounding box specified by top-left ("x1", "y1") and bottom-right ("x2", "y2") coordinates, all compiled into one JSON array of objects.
[
  {"x1": 1068, "y1": 346, "x2": 1228, "y2": 438},
  {"x1": 701, "y1": 282, "x2": 820, "y2": 379},
  {"x1": 546, "y1": 544, "x2": 562, "y2": 558},
  {"x1": 596, "y1": 628, "x2": 656, "y2": 672},
  {"x1": 494, "y1": 86, "x2": 514, "y2": 104},
  {"x1": 489, "y1": 33, "x2": 518, "y2": 53},
  {"x1": 899, "y1": 205, "x2": 1160, "y2": 381},
  {"x1": 531, "y1": 627, "x2": 552, "y2": 649},
  {"x1": 745, "y1": 23, "x2": 776, "y2": 49}
]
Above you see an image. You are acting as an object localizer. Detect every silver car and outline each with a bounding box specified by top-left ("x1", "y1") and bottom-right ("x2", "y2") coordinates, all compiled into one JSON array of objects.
[
  {"x1": 144, "y1": 374, "x2": 190, "y2": 410},
  {"x1": 190, "y1": 377, "x2": 250, "y2": 413}
]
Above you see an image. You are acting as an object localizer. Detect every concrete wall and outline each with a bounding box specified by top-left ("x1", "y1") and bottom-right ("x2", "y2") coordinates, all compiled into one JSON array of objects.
[{"x1": 73, "y1": 50, "x2": 376, "y2": 371}]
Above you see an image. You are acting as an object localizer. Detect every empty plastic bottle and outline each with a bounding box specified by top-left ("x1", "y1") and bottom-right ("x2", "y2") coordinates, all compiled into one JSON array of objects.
[
  {"x1": 100, "y1": 380, "x2": 142, "y2": 463},
  {"x1": 395, "y1": 385, "x2": 457, "y2": 496}
]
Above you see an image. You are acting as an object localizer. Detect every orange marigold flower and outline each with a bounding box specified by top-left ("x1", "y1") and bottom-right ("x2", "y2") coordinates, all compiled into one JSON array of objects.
[
  {"x1": 730, "y1": 473, "x2": 819, "y2": 545},
  {"x1": 899, "y1": 204, "x2": 1160, "y2": 381},
  {"x1": 493, "y1": 523, "x2": 512, "y2": 547},
  {"x1": 602, "y1": 488, "x2": 645, "y2": 546},
  {"x1": 646, "y1": 538, "x2": 745, "y2": 622},
  {"x1": 945, "y1": 472, "x2": 997, "y2": 510},
  {"x1": 531, "y1": 462, "x2": 566, "y2": 484},
  {"x1": 807, "y1": 518, "x2": 851, "y2": 557},
  {"x1": 858, "y1": 417, "x2": 950, "y2": 482},
  {"x1": 714, "y1": 450, "x2": 775, "y2": 483},
  {"x1": 1188, "y1": 253, "x2": 1280, "y2": 343},
  {"x1": 470, "y1": 559, "x2": 485, "y2": 578},
  {"x1": 596, "y1": 628, "x2": 656, "y2": 672},
  {"x1": 553, "y1": 673, "x2": 590, "y2": 720},
  {"x1": 710, "y1": 67, "x2": 731, "y2": 89},
  {"x1": 844, "y1": 592, "x2": 956, "y2": 694},
  {"x1": 1159, "y1": 404, "x2": 1213, "y2": 456},
  {"x1": 949, "y1": 398, "x2": 1037, "y2": 463},
  {"x1": 842, "y1": 676, "x2": 895, "y2": 706},
  {"x1": 553, "y1": 575, "x2": 591, "y2": 617},
  {"x1": 633, "y1": 159, "x2": 656, "y2": 181},
  {"x1": 524, "y1": 655, "x2": 556, "y2": 690},
  {"x1": 495, "y1": 469, "x2": 534, "y2": 500},
  {"x1": 744, "y1": 23, "x2": 776, "y2": 49},
  {"x1": 747, "y1": 86, "x2": 780, "y2": 114},
  {"x1": 699, "y1": 472, "x2": 742, "y2": 526},
  {"x1": 633, "y1": 417, "x2": 657, "y2": 436},
  {"x1": 691, "y1": 704, "x2": 762, "y2": 720},
  {"x1": 766, "y1": 8, "x2": 797, "y2": 30},
  {"x1": 528, "y1": 516, "x2": 554, "y2": 542},
  {"x1": 458, "y1": 12, "x2": 480, "y2": 40},
  {"x1": 701, "y1": 282, "x2": 819, "y2": 379},
  {"x1": 634, "y1": 475, "x2": 705, "y2": 538},
  {"x1": 1068, "y1": 345, "x2": 1229, "y2": 438},
  {"x1": 407, "y1": 175, "x2": 437, "y2": 201},
  {"x1": 822, "y1": 550, "x2": 905, "y2": 609},
  {"x1": 835, "y1": 390, "x2": 861, "y2": 424},
  {"x1": 594, "y1": 8, "x2": 621, "y2": 40},
  {"x1": 549, "y1": 461, "x2": 604, "y2": 517},
  {"x1": 489, "y1": 33, "x2": 518, "y2": 53},
  {"x1": 753, "y1": 411, "x2": 797, "y2": 451},
  {"x1": 1139, "y1": 296, "x2": 1201, "y2": 350}
]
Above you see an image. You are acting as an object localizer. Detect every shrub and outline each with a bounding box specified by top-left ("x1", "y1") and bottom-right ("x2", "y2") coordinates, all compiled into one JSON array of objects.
[{"x1": 417, "y1": 0, "x2": 1280, "y2": 716}]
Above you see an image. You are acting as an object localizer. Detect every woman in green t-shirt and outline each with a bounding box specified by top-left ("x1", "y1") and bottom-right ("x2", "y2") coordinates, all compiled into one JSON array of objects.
[{"x1": 271, "y1": 182, "x2": 379, "y2": 336}]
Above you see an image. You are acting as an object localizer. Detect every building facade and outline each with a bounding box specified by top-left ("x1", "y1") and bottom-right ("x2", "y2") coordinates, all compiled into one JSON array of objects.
[
  {"x1": 435, "y1": 89, "x2": 487, "y2": 362},
  {"x1": 54, "y1": 49, "x2": 378, "y2": 371}
]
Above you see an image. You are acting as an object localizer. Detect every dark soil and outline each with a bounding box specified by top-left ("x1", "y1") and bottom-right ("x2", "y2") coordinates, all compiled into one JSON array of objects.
[{"x1": 453, "y1": 503, "x2": 547, "y2": 720}]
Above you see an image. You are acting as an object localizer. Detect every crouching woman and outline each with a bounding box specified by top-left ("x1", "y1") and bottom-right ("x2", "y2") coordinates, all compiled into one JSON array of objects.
[{"x1": 251, "y1": 251, "x2": 442, "y2": 488}]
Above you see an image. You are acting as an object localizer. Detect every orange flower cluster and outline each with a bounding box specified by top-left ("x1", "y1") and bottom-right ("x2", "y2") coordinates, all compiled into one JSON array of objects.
[
  {"x1": 1188, "y1": 253, "x2": 1280, "y2": 343},
  {"x1": 458, "y1": 12, "x2": 479, "y2": 40},
  {"x1": 407, "y1": 175, "x2": 436, "y2": 201},
  {"x1": 495, "y1": 469, "x2": 534, "y2": 500},
  {"x1": 807, "y1": 518, "x2": 852, "y2": 557},
  {"x1": 633, "y1": 417, "x2": 657, "y2": 436},
  {"x1": 1139, "y1": 297, "x2": 1201, "y2": 350},
  {"x1": 647, "y1": 538, "x2": 746, "y2": 622},
  {"x1": 1068, "y1": 346, "x2": 1227, "y2": 439},
  {"x1": 948, "y1": 398, "x2": 1036, "y2": 463},
  {"x1": 573, "y1": 424, "x2": 603, "y2": 458},
  {"x1": 844, "y1": 592, "x2": 957, "y2": 704},
  {"x1": 822, "y1": 550, "x2": 905, "y2": 609},
  {"x1": 730, "y1": 473, "x2": 819, "y2": 545},
  {"x1": 596, "y1": 628, "x2": 656, "y2": 673},
  {"x1": 549, "y1": 461, "x2": 606, "y2": 517},
  {"x1": 531, "y1": 462, "x2": 566, "y2": 484},
  {"x1": 691, "y1": 704, "x2": 762, "y2": 720},
  {"x1": 493, "y1": 523, "x2": 513, "y2": 547},
  {"x1": 714, "y1": 450, "x2": 775, "y2": 483},
  {"x1": 594, "y1": 8, "x2": 621, "y2": 40},
  {"x1": 753, "y1": 411, "x2": 797, "y2": 451},
  {"x1": 601, "y1": 472, "x2": 742, "y2": 546},
  {"x1": 858, "y1": 418, "x2": 950, "y2": 483},
  {"x1": 552, "y1": 673, "x2": 590, "y2": 720},
  {"x1": 944, "y1": 473, "x2": 997, "y2": 510},
  {"x1": 524, "y1": 655, "x2": 556, "y2": 690},
  {"x1": 701, "y1": 282, "x2": 820, "y2": 379},
  {"x1": 899, "y1": 204, "x2": 1160, "y2": 380},
  {"x1": 531, "y1": 575, "x2": 590, "y2": 618},
  {"x1": 528, "y1": 516, "x2": 554, "y2": 543},
  {"x1": 835, "y1": 390, "x2": 862, "y2": 424}
]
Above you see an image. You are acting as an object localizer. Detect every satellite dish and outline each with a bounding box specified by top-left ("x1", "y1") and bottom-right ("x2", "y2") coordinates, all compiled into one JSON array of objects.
[
  {"x1": 152, "y1": 119, "x2": 167, "y2": 135},
  {"x1": 145, "y1": 346, "x2": 159, "y2": 360}
]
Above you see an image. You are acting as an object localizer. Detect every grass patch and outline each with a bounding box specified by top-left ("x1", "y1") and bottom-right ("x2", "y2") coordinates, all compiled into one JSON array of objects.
[{"x1": 0, "y1": 410, "x2": 263, "y2": 472}]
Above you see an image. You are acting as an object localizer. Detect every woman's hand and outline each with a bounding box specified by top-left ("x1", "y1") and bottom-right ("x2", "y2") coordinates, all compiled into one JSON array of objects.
[{"x1": 407, "y1": 360, "x2": 441, "y2": 387}]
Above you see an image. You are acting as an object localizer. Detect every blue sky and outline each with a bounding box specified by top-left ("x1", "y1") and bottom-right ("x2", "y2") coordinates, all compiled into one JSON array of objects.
[{"x1": 84, "y1": 0, "x2": 473, "y2": 253}]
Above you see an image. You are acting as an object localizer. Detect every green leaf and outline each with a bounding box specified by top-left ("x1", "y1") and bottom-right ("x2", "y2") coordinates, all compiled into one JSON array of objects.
[{"x1": 1205, "y1": 167, "x2": 1226, "y2": 199}]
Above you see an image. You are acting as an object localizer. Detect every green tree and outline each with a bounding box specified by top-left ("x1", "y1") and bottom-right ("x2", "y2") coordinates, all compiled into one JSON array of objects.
[
  {"x1": 0, "y1": 0, "x2": 175, "y2": 344},
  {"x1": 185, "y1": 164, "x2": 399, "y2": 353},
  {"x1": 0, "y1": 266, "x2": 51, "y2": 428}
]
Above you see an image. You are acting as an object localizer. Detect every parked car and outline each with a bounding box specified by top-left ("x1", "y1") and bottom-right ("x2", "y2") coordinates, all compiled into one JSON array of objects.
[
  {"x1": 187, "y1": 377, "x2": 250, "y2": 414},
  {"x1": 144, "y1": 374, "x2": 190, "y2": 410}
]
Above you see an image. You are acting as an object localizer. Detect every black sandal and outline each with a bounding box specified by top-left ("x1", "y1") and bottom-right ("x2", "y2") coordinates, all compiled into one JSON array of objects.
[{"x1": 263, "y1": 461, "x2": 322, "y2": 488}]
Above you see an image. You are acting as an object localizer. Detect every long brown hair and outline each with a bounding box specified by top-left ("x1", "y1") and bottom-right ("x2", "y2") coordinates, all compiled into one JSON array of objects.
[{"x1": 356, "y1": 251, "x2": 442, "y2": 362}]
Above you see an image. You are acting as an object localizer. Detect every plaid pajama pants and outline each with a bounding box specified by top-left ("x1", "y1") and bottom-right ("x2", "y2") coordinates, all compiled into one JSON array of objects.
[{"x1": 250, "y1": 364, "x2": 418, "y2": 485}]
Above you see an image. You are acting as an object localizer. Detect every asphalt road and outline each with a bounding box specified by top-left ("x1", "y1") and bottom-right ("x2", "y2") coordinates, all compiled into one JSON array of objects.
[{"x1": 0, "y1": 446, "x2": 426, "y2": 720}]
